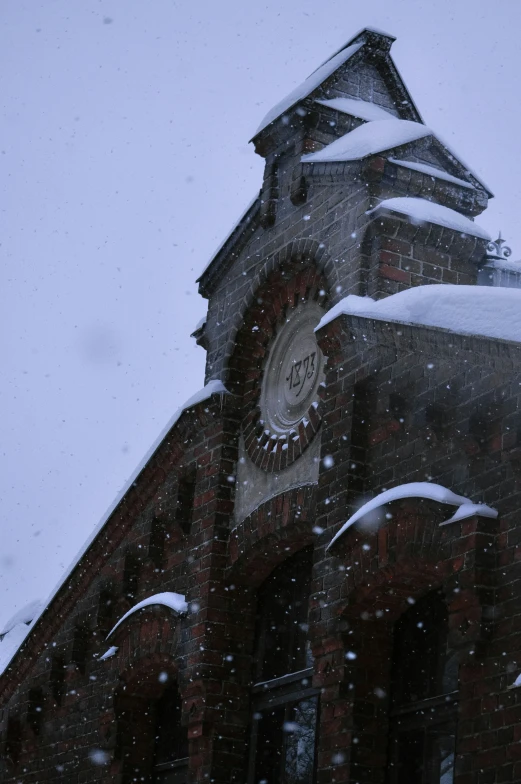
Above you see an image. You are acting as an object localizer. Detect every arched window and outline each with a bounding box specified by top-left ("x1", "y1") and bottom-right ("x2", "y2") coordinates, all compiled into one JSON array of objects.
[
  {"x1": 248, "y1": 548, "x2": 319, "y2": 784},
  {"x1": 388, "y1": 590, "x2": 458, "y2": 783}
]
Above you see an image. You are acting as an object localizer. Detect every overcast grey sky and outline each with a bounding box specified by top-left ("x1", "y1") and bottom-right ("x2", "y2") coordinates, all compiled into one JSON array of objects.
[{"x1": 1, "y1": 0, "x2": 521, "y2": 629}]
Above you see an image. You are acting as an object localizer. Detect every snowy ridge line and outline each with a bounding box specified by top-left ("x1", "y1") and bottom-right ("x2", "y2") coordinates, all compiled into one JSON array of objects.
[
  {"x1": 253, "y1": 42, "x2": 363, "y2": 137},
  {"x1": 105, "y1": 592, "x2": 187, "y2": 641},
  {"x1": 0, "y1": 381, "x2": 229, "y2": 679},
  {"x1": 327, "y1": 482, "x2": 497, "y2": 550},
  {"x1": 197, "y1": 193, "x2": 260, "y2": 282},
  {"x1": 315, "y1": 284, "x2": 521, "y2": 345}
]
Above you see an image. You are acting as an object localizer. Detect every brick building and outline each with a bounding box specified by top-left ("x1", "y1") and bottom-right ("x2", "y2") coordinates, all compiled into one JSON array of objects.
[{"x1": 2, "y1": 26, "x2": 521, "y2": 784}]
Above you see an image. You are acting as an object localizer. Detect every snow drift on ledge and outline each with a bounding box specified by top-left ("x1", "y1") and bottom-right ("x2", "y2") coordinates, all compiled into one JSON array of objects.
[
  {"x1": 105, "y1": 592, "x2": 187, "y2": 641},
  {"x1": 316, "y1": 284, "x2": 521, "y2": 344},
  {"x1": 302, "y1": 119, "x2": 431, "y2": 163},
  {"x1": 368, "y1": 197, "x2": 489, "y2": 240},
  {"x1": 316, "y1": 97, "x2": 395, "y2": 122},
  {"x1": 328, "y1": 482, "x2": 497, "y2": 549}
]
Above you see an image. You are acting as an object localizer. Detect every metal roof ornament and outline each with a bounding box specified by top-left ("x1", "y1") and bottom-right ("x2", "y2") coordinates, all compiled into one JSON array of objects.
[{"x1": 486, "y1": 232, "x2": 513, "y2": 262}]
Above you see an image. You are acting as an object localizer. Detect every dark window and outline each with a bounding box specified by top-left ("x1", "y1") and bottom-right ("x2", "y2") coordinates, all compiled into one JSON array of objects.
[
  {"x1": 152, "y1": 685, "x2": 189, "y2": 783},
  {"x1": 116, "y1": 683, "x2": 188, "y2": 784},
  {"x1": 5, "y1": 716, "x2": 22, "y2": 764},
  {"x1": 248, "y1": 548, "x2": 318, "y2": 784},
  {"x1": 50, "y1": 656, "x2": 66, "y2": 705},
  {"x1": 175, "y1": 468, "x2": 196, "y2": 535},
  {"x1": 389, "y1": 393, "x2": 408, "y2": 424},
  {"x1": 27, "y1": 688, "x2": 44, "y2": 735},
  {"x1": 71, "y1": 624, "x2": 90, "y2": 674},
  {"x1": 97, "y1": 584, "x2": 115, "y2": 636},
  {"x1": 123, "y1": 552, "x2": 141, "y2": 599},
  {"x1": 350, "y1": 379, "x2": 376, "y2": 495},
  {"x1": 425, "y1": 404, "x2": 448, "y2": 442},
  {"x1": 149, "y1": 517, "x2": 167, "y2": 570},
  {"x1": 387, "y1": 591, "x2": 458, "y2": 784}
]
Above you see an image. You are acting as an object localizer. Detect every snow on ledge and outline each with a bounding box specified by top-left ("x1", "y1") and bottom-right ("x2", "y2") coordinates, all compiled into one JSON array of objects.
[
  {"x1": 509, "y1": 673, "x2": 521, "y2": 690},
  {"x1": 315, "y1": 284, "x2": 521, "y2": 345},
  {"x1": 99, "y1": 645, "x2": 119, "y2": 661},
  {"x1": 388, "y1": 158, "x2": 474, "y2": 190},
  {"x1": 440, "y1": 503, "x2": 498, "y2": 526},
  {"x1": 367, "y1": 197, "x2": 490, "y2": 240},
  {"x1": 327, "y1": 482, "x2": 471, "y2": 550},
  {"x1": 316, "y1": 97, "x2": 395, "y2": 122},
  {"x1": 106, "y1": 592, "x2": 188, "y2": 640},
  {"x1": 302, "y1": 119, "x2": 431, "y2": 163}
]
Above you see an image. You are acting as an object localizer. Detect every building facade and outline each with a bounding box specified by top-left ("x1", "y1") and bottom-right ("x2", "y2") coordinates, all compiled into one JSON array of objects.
[{"x1": 2, "y1": 27, "x2": 521, "y2": 784}]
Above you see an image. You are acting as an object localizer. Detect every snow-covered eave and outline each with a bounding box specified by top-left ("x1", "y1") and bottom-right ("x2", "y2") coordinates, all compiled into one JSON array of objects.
[
  {"x1": 328, "y1": 482, "x2": 497, "y2": 550},
  {"x1": 197, "y1": 195, "x2": 260, "y2": 297},
  {"x1": 0, "y1": 382, "x2": 230, "y2": 685},
  {"x1": 367, "y1": 199, "x2": 490, "y2": 241},
  {"x1": 317, "y1": 305, "x2": 521, "y2": 354}
]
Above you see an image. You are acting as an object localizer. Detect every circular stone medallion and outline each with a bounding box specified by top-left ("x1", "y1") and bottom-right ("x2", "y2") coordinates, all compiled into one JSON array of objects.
[{"x1": 260, "y1": 303, "x2": 324, "y2": 435}]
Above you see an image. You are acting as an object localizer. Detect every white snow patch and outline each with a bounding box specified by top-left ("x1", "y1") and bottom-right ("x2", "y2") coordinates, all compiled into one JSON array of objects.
[
  {"x1": 106, "y1": 592, "x2": 187, "y2": 639},
  {"x1": 367, "y1": 197, "x2": 490, "y2": 240},
  {"x1": 192, "y1": 316, "x2": 206, "y2": 333},
  {"x1": 1, "y1": 599, "x2": 43, "y2": 636},
  {"x1": 302, "y1": 119, "x2": 431, "y2": 163},
  {"x1": 316, "y1": 97, "x2": 394, "y2": 122},
  {"x1": 255, "y1": 42, "x2": 363, "y2": 136},
  {"x1": 440, "y1": 503, "x2": 498, "y2": 526},
  {"x1": 328, "y1": 482, "x2": 471, "y2": 549},
  {"x1": 509, "y1": 673, "x2": 521, "y2": 689},
  {"x1": 99, "y1": 645, "x2": 119, "y2": 661},
  {"x1": 0, "y1": 624, "x2": 31, "y2": 675},
  {"x1": 388, "y1": 158, "x2": 474, "y2": 189},
  {"x1": 316, "y1": 284, "x2": 521, "y2": 345}
]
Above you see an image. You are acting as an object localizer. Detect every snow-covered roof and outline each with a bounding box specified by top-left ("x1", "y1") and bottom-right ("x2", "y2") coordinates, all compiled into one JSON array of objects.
[
  {"x1": 328, "y1": 482, "x2": 478, "y2": 549},
  {"x1": 0, "y1": 381, "x2": 228, "y2": 678},
  {"x1": 106, "y1": 592, "x2": 187, "y2": 640},
  {"x1": 254, "y1": 42, "x2": 363, "y2": 137},
  {"x1": 316, "y1": 284, "x2": 521, "y2": 345},
  {"x1": 302, "y1": 119, "x2": 432, "y2": 163},
  {"x1": 388, "y1": 158, "x2": 474, "y2": 190},
  {"x1": 316, "y1": 97, "x2": 395, "y2": 122},
  {"x1": 367, "y1": 196, "x2": 490, "y2": 240}
]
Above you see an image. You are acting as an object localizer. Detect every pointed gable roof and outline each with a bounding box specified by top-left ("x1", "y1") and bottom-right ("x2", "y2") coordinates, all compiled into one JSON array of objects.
[{"x1": 252, "y1": 27, "x2": 422, "y2": 141}]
